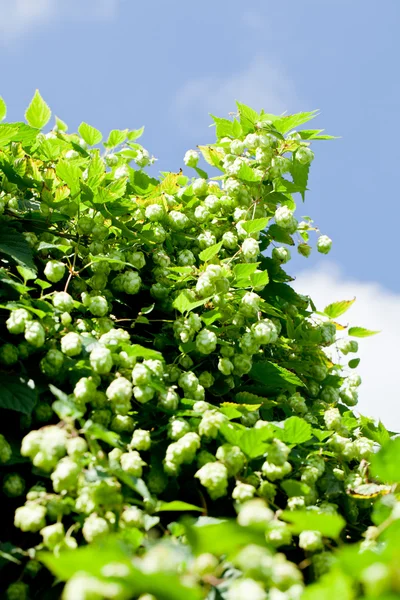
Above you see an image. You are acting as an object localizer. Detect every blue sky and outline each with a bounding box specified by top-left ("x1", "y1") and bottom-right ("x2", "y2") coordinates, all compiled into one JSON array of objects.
[{"x1": 1, "y1": 0, "x2": 399, "y2": 425}]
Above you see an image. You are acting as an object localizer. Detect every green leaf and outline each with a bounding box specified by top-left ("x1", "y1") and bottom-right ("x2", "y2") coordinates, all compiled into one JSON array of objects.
[
  {"x1": 0, "y1": 125, "x2": 19, "y2": 147},
  {"x1": 49, "y1": 385, "x2": 84, "y2": 420},
  {"x1": 156, "y1": 501, "x2": 203, "y2": 513},
  {"x1": 290, "y1": 159, "x2": 310, "y2": 201},
  {"x1": 210, "y1": 115, "x2": 234, "y2": 140},
  {"x1": 236, "y1": 162, "x2": 262, "y2": 182},
  {"x1": 87, "y1": 151, "x2": 105, "y2": 190},
  {"x1": 201, "y1": 309, "x2": 223, "y2": 326},
  {"x1": 273, "y1": 110, "x2": 319, "y2": 134},
  {"x1": 324, "y1": 298, "x2": 355, "y2": 319},
  {"x1": 233, "y1": 263, "x2": 260, "y2": 286},
  {"x1": 250, "y1": 270, "x2": 269, "y2": 288},
  {"x1": 25, "y1": 90, "x2": 51, "y2": 129},
  {"x1": 302, "y1": 570, "x2": 354, "y2": 600},
  {"x1": 0, "y1": 222, "x2": 36, "y2": 272},
  {"x1": 348, "y1": 326, "x2": 380, "y2": 337},
  {"x1": 124, "y1": 344, "x2": 163, "y2": 361},
  {"x1": 280, "y1": 416, "x2": 313, "y2": 444},
  {"x1": 197, "y1": 145, "x2": 224, "y2": 170},
  {"x1": 0, "y1": 375, "x2": 37, "y2": 414},
  {"x1": 0, "y1": 97, "x2": 6, "y2": 121},
  {"x1": 348, "y1": 358, "x2": 360, "y2": 369},
  {"x1": 250, "y1": 361, "x2": 305, "y2": 390},
  {"x1": 280, "y1": 479, "x2": 311, "y2": 497},
  {"x1": 359, "y1": 415, "x2": 393, "y2": 445},
  {"x1": 239, "y1": 427, "x2": 276, "y2": 458},
  {"x1": 370, "y1": 437, "x2": 400, "y2": 484},
  {"x1": 280, "y1": 510, "x2": 345, "y2": 539},
  {"x1": 185, "y1": 519, "x2": 266, "y2": 557},
  {"x1": 299, "y1": 129, "x2": 338, "y2": 140},
  {"x1": 173, "y1": 291, "x2": 211, "y2": 314},
  {"x1": 267, "y1": 224, "x2": 295, "y2": 245},
  {"x1": 16, "y1": 266, "x2": 37, "y2": 282},
  {"x1": 105, "y1": 129, "x2": 129, "y2": 148},
  {"x1": 56, "y1": 159, "x2": 81, "y2": 195},
  {"x1": 78, "y1": 122, "x2": 102, "y2": 146},
  {"x1": 198, "y1": 241, "x2": 223, "y2": 262},
  {"x1": 242, "y1": 218, "x2": 270, "y2": 234},
  {"x1": 127, "y1": 126, "x2": 144, "y2": 141},
  {"x1": 236, "y1": 101, "x2": 259, "y2": 134},
  {"x1": 55, "y1": 116, "x2": 68, "y2": 132},
  {"x1": 83, "y1": 421, "x2": 122, "y2": 448}
]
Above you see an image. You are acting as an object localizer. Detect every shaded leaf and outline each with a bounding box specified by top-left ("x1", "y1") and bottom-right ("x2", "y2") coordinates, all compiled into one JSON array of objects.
[
  {"x1": 0, "y1": 222, "x2": 36, "y2": 271},
  {"x1": 0, "y1": 375, "x2": 37, "y2": 414}
]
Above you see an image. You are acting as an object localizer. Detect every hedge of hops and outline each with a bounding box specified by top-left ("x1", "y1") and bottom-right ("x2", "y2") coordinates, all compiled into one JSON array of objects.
[{"x1": 0, "y1": 93, "x2": 398, "y2": 599}]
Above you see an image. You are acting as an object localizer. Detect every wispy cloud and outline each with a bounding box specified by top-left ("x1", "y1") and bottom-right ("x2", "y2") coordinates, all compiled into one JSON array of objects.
[
  {"x1": 173, "y1": 56, "x2": 297, "y2": 138},
  {"x1": 0, "y1": 0, "x2": 119, "y2": 44},
  {"x1": 293, "y1": 262, "x2": 400, "y2": 429}
]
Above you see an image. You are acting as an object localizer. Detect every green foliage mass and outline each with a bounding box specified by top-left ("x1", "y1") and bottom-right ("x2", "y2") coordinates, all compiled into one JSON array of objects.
[{"x1": 0, "y1": 91, "x2": 397, "y2": 599}]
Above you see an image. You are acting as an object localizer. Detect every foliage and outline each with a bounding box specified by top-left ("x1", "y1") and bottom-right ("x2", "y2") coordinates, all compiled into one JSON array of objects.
[{"x1": 0, "y1": 91, "x2": 395, "y2": 600}]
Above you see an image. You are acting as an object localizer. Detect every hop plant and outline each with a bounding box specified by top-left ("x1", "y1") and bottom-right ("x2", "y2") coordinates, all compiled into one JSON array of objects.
[{"x1": 0, "y1": 97, "x2": 388, "y2": 599}]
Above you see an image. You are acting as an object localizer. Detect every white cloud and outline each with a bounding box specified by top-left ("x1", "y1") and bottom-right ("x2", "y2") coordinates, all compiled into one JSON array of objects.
[
  {"x1": 174, "y1": 56, "x2": 296, "y2": 137},
  {"x1": 0, "y1": 0, "x2": 118, "y2": 43},
  {"x1": 293, "y1": 262, "x2": 400, "y2": 430}
]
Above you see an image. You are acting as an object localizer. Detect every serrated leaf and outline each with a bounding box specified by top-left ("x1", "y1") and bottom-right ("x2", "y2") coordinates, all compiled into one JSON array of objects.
[
  {"x1": 127, "y1": 126, "x2": 144, "y2": 141},
  {"x1": 198, "y1": 241, "x2": 223, "y2": 262},
  {"x1": 348, "y1": 326, "x2": 380, "y2": 338},
  {"x1": 0, "y1": 97, "x2": 6, "y2": 121},
  {"x1": 250, "y1": 270, "x2": 269, "y2": 288},
  {"x1": 197, "y1": 145, "x2": 224, "y2": 170},
  {"x1": 233, "y1": 263, "x2": 260, "y2": 286},
  {"x1": 280, "y1": 416, "x2": 312, "y2": 444},
  {"x1": 0, "y1": 124, "x2": 20, "y2": 147},
  {"x1": 236, "y1": 101, "x2": 259, "y2": 134},
  {"x1": 0, "y1": 222, "x2": 36, "y2": 272},
  {"x1": 78, "y1": 122, "x2": 102, "y2": 146},
  {"x1": 87, "y1": 151, "x2": 105, "y2": 190},
  {"x1": 173, "y1": 290, "x2": 211, "y2": 314},
  {"x1": 239, "y1": 427, "x2": 276, "y2": 458},
  {"x1": 0, "y1": 375, "x2": 37, "y2": 414},
  {"x1": 290, "y1": 158, "x2": 310, "y2": 201},
  {"x1": 250, "y1": 361, "x2": 305, "y2": 390},
  {"x1": 281, "y1": 510, "x2": 345, "y2": 539},
  {"x1": 56, "y1": 159, "x2": 81, "y2": 195},
  {"x1": 267, "y1": 224, "x2": 295, "y2": 245},
  {"x1": 324, "y1": 298, "x2": 355, "y2": 319},
  {"x1": 273, "y1": 110, "x2": 319, "y2": 134},
  {"x1": 210, "y1": 115, "x2": 234, "y2": 140},
  {"x1": 236, "y1": 162, "x2": 262, "y2": 182},
  {"x1": 242, "y1": 218, "x2": 270, "y2": 234},
  {"x1": 25, "y1": 90, "x2": 51, "y2": 129},
  {"x1": 105, "y1": 129, "x2": 129, "y2": 148}
]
